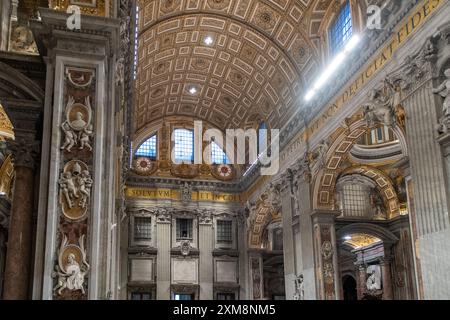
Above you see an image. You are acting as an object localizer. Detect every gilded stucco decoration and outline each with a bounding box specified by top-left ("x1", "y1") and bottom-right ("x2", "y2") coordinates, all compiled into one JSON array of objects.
[
  {"x1": 0, "y1": 104, "x2": 14, "y2": 140},
  {"x1": 312, "y1": 88, "x2": 407, "y2": 218},
  {"x1": 50, "y1": 0, "x2": 112, "y2": 17},
  {"x1": 0, "y1": 155, "x2": 14, "y2": 199},
  {"x1": 344, "y1": 233, "x2": 382, "y2": 249}
]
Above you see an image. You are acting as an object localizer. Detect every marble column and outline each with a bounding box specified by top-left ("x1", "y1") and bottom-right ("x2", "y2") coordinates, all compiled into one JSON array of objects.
[
  {"x1": 2, "y1": 137, "x2": 38, "y2": 299},
  {"x1": 355, "y1": 263, "x2": 366, "y2": 300},
  {"x1": 0, "y1": 195, "x2": 10, "y2": 296},
  {"x1": 311, "y1": 210, "x2": 340, "y2": 300},
  {"x1": 380, "y1": 257, "x2": 393, "y2": 300}
]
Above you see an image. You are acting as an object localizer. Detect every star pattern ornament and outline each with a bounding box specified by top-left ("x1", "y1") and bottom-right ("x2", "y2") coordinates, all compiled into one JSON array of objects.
[
  {"x1": 211, "y1": 164, "x2": 235, "y2": 181},
  {"x1": 134, "y1": 157, "x2": 155, "y2": 176}
]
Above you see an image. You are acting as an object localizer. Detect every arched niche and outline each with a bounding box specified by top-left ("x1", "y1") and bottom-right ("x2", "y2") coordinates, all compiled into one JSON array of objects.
[{"x1": 312, "y1": 112, "x2": 407, "y2": 216}]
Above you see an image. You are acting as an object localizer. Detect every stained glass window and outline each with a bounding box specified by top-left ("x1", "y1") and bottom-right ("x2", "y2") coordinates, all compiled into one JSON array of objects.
[
  {"x1": 135, "y1": 134, "x2": 157, "y2": 159},
  {"x1": 329, "y1": 1, "x2": 353, "y2": 55},
  {"x1": 174, "y1": 129, "x2": 194, "y2": 162},
  {"x1": 211, "y1": 141, "x2": 229, "y2": 164}
]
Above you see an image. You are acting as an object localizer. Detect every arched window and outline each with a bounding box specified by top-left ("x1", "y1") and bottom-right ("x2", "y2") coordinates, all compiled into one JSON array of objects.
[
  {"x1": 174, "y1": 128, "x2": 194, "y2": 162},
  {"x1": 329, "y1": 1, "x2": 353, "y2": 55},
  {"x1": 135, "y1": 134, "x2": 157, "y2": 160},
  {"x1": 211, "y1": 141, "x2": 229, "y2": 164},
  {"x1": 258, "y1": 122, "x2": 268, "y2": 156}
]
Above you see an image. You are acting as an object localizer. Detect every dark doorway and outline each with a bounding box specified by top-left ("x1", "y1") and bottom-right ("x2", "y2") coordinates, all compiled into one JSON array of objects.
[{"x1": 342, "y1": 275, "x2": 357, "y2": 300}]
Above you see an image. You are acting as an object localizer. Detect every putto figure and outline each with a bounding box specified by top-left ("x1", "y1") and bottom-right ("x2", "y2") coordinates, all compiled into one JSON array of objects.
[{"x1": 58, "y1": 161, "x2": 93, "y2": 217}]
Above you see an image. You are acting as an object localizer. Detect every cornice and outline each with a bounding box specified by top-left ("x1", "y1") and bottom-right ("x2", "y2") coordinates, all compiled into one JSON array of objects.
[
  {"x1": 31, "y1": 8, "x2": 120, "y2": 58},
  {"x1": 126, "y1": 173, "x2": 243, "y2": 193}
]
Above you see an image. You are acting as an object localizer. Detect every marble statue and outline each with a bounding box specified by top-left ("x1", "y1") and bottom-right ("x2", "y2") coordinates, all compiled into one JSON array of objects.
[
  {"x1": 432, "y1": 69, "x2": 450, "y2": 121},
  {"x1": 293, "y1": 275, "x2": 304, "y2": 300},
  {"x1": 315, "y1": 139, "x2": 330, "y2": 169},
  {"x1": 363, "y1": 81, "x2": 397, "y2": 128},
  {"x1": 59, "y1": 172, "x2": 78, "y2": 209},
  {"x1": 366, "y1": 270, "x2": 379, "y2": 291},
  {"x1": 59, "y1": 162, "x2": 92, "y2": 211},
  {"x1": 53, "y1": 235, "x2": 89, "y2": 296},
  {"x1": 61, "y1": 121, "x2": 77, "y2": 152},
  {"x1": 366, "y1": 266, "x2": 382, "y2": 292},
  {"x1": 115, "y1": 58, "x2": 125, "y2": 86},
  {"x1": 61, "y1": 96, "x2": 94, "y2": 152},
  {"x1": 370, "y1": 190, "x2": 386, "y2": 220},
  {"x1": 79, "y1": 125, "x2": 93, "y2": 151},
  {"x1": 77, "y1": 170, "x2": 93, "y2": 209}
]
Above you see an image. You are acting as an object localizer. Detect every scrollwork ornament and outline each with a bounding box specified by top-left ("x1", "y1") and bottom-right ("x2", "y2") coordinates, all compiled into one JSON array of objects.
[
  {"x1": 156, "y1": 208, "x2": 171, "y2": 223},
  {"x1": 198, "y1": 209, "x2": 212, "y2": 224}
]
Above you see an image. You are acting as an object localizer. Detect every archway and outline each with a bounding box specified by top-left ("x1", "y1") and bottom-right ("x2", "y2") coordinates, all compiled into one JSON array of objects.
[
  {"x1": 342, "y1": 275, "x2": 357, "y2": 300},
  {"x1": 336, "y1": 223, "x2": 398, "y2": 300},
  {"x1": 247, "y1": 187, "x2": 285, "y2": 300},
  {"x1": 312, "y1": 110, "x2": 407, "y2": 215}
]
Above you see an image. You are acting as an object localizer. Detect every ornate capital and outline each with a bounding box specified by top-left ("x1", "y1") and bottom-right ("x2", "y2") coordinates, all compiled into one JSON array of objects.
[
  {"x1": 7, "y1": 138, "x2": 39, "y2": 169},
  {"x1": 198, "y1": 209, "x2": 213, "y2": 225},
  {"x1": 156, "y1": 208, "x2": 172, "y2": 223}
]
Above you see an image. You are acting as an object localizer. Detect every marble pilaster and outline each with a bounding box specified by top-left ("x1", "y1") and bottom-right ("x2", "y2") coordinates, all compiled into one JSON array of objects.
[
  {"x1": 355, "y1": 263, "x2": 366, "y2": 300},
  {"x1": 278, "y1": 175, "x2": 296, "y2": 300},
  {"x1": 31, "y1": 9, "x2": 120, "y2": 299},
  {"x1": 249, "y1": 252, "x2": 263, "y2": 300},
  {"x1": 156, "y1": 213, "x2": 171, "y2": 299},
  {"x1": 293, "y1": 166, "x2": 316, "y2": 300},
  {"x1": 312, "y1": 210, "x2": 340, "y2": 300},
  {"x1": 394, "y1": 46, "x2": 450, "y2": 298},
  {"x1": 237, "y1": 211, "x2": 249, "y2": 300},
  {"x1": 380, "y1": 257, "x2": 393, "y2": 300},
  {"x1": 198, "y1": 215, "x2": 213, "y2": 299}
]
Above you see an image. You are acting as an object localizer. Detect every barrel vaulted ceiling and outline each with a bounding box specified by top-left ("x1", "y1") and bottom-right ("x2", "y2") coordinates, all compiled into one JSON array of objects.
[{"x1": 134, "y1": 0, "x2": 348, "y2": 133}]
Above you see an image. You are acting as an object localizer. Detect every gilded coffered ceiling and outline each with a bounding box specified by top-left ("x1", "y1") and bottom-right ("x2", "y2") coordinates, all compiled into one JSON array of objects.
[
  {"x1": 344, "y1": 233, "x2": 382, "y2": 249},
  {"x1": 134, "y1": 0, "x2": 342, "y2": 133}
]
